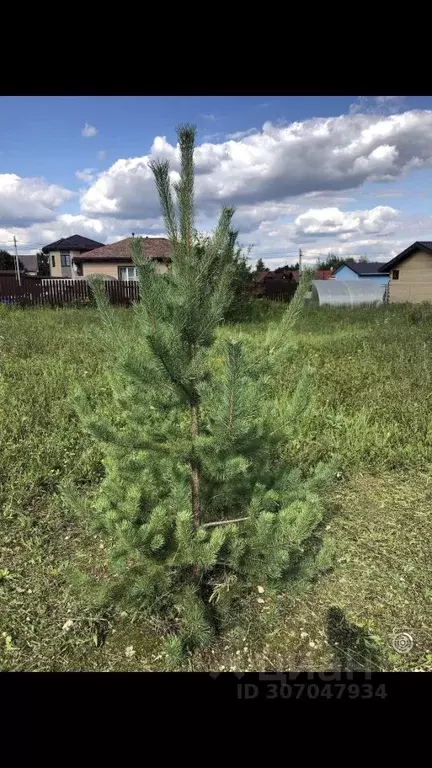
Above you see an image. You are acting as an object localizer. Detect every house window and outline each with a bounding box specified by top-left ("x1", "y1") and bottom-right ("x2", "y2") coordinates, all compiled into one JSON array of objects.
[
  {"x1": 51, "y1": 254, "x2": 56, "y2": 267},
  {"x1": 119, "y1": 266, "x2": 138, "y2": 282},
  {"x1": 60, "y1": 252, "x2": 71, "y2": 267},
  {"x1": 392, "y1": 269, "x2": 399, "y2": 280}
]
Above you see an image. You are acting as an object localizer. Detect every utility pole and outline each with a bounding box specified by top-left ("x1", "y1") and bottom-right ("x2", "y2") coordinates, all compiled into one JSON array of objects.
[
  {"x1": 299, "y1": 248, "x2": 302, "y2": 277},
  {"x1": 13, "y1": 236, "x2": 21, "y2": 286}
]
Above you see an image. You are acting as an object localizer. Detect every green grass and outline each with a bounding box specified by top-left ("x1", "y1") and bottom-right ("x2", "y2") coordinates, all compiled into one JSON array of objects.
[{"x1": 1, "y1": 301, "x2": 431, "y2": 671}]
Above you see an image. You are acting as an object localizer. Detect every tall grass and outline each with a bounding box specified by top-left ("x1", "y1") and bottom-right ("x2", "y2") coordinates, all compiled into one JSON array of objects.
[
  {"x1": 1, "y1": 301, "x2": 431, "y2": 671},
  {"x1": 2, "y1": 300, "x2": 432, "y2": 517}
]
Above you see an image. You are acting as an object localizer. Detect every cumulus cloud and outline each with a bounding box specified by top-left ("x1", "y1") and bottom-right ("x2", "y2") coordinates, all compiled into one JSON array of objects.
[
  {"x1": 227, "y1": 128, "x2": 257, "y2": 140},
  {"x1": 0, "y1": 215, "x2": 104, "y2": 252},
  {"x1": 293, "y1": 205, "x2": 398, "y2": 238},
  {"x1": 0, "y1": 213, "x2": 166, "y2": 254},
  {"x1": 232, "y1": 201, "x2": 300, "y2": 233},
  {"x1": 75, "y1": 168, "x2": 96, "y2": 183},
  {"x1": 81, "y1": 110, "x2": 432, "y2": 219},
  {"x1": 0, "y1": 174, "x2": 73, "y2": 227},
  {"x1": 82, "y1": 123, "x2": 98, "y2": 138},
  {"x1": 4, "y1": 107, "x2": 432, "y2": 266},
  {"x1": 81, "y1": 156, "x2": 161, "y2": 219}
]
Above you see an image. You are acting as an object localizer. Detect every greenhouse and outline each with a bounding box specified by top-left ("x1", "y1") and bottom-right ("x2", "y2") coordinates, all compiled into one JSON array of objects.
[{"x1": 308, "y1": 279, "x2": 386, "y2": 307}]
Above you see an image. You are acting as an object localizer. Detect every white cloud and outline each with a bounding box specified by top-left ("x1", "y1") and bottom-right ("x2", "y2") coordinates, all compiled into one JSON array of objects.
[
  {"x1": 293, "y1": 205, "x2": 398, "y2": 238},
  {"x1": 227, "y1": 128, "x2": 257, "y2": 140},
  {"x1": 202, "y1": 132, "x2": 226, "y2": 143},
  {"x1": 82, "y1": 123, "x2": 98, "y2": 138},
  {"x1": 4, "y1": 106, "x2": 432, "y2": 267},
  {"x1": 75, "y1": 168, "x2": 96, "y2": 183},
  {"x1": 201, "y1": 114, "x2": 216, "y2": 121},
  {"x1": 76, "y1": 109, "x2": 432, "y2": 266},
  {"x1": 81, "y1": 156, "x2": 160, "y2": 219},
  {"x1": 0, "y1": 213, "x2": 166, "y2": 254},
  {"x1": 232, "y1": 201, "x2": 300, "y2": 233},
  {"x1": 0, "y1": 174, "x2": 73, "y2": 227},
  {"x1": 81, "y1": 110, "x2": 432, "y2": 220},
  {"x1": 97, "y1": 149, "x2": 106, "y2": 161}
]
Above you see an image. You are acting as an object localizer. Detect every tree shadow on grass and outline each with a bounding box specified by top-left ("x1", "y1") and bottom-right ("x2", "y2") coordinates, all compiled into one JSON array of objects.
[{"x1": 326, "y1": 607, "x2": 383, "y2": 672}]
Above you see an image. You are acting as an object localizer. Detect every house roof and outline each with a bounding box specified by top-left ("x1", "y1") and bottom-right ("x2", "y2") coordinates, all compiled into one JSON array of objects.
[
  {"x1": 334, "y1": 261, "x2": 390, "y2": 276},
  {"x1": 18, "y1": 254, "x2": 38, "y2": 273},
  {"x1": 42, "y1": 235, "x2": 105, "y2": 253},
  {"x1": 73, "y1": 237, "x2": 172, "y2": 263},
  {"x1": 255, "y1": 267, "x2": 332, "y2": 283},
  {"x1": 314, "y1": 269, "x2": 333, "y2": 280},
  {"x1": 378, "y1": 241, "x2": 432, "y2": 272}
]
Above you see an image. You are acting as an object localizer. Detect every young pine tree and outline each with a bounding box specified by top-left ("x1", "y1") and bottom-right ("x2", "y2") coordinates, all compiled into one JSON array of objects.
[{"x1": 76, "y1": 125, "x2": 336, "y2": 666}]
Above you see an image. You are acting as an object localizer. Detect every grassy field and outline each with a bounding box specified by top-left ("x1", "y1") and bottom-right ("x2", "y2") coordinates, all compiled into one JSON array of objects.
[{"x1": 1, "y1": 300, "x2": 431, "y2": 671}]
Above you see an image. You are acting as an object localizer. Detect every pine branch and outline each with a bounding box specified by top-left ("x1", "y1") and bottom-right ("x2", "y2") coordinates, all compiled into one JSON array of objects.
[
  {"x1": 149, "y1": 159, "x2": 179, "y2": 246},
  {"x1": 201, "y1": 517, "x2": 249, "y2": 529},
  {"x1": 175, "y1": 124, "x2": 196, "y2": 257}
]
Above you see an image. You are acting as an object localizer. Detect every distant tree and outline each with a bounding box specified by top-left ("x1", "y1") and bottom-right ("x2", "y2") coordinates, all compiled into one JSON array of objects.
[
  {"x1": 275, "y1": 263, "x2": 299, "y2": 272},
  {"x1": 37, "y1": 251, "x2": 50, "y2": 276},
  {"x1": 318, "y1": 252, "x2": 355, "y2": 272},
  {"x1": 358, "y1": 255, "x2": 369, "y2": 263},
  {"x1": 254, "y1": 257, "x2": 267, "y2": 273},
  {"x1": 0, "y1": 250, "x2": 23, "y2": 272}
]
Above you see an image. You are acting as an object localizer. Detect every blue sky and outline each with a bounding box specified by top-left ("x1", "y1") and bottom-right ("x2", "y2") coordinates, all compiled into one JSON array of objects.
[{"x1": 1, "y1": 95, "x2": 432, "y2": 266}]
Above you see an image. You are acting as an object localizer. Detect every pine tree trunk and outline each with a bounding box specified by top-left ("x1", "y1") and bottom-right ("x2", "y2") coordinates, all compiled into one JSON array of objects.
[
  {"x1": 189, "y1": 342, "x2": 201, "y2": 530},
  {"x1": 190, "y1": 402, "x2": 200, "y2": 529}
]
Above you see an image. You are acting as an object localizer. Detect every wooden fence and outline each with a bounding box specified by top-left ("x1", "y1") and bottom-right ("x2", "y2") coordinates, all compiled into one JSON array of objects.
[
  {"x1": 0, "y1": 275, "x2": 298, "y2": 309},
  {"x1": 255, "y1": 280, "x2": 298, "y2": 303},
  {"x1": 0, "y1": 277, "x2": 140, "y2": 307}
]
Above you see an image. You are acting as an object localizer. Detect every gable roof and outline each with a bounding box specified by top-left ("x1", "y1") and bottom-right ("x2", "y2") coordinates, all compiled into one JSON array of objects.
[
  {"x1": 74, "y1": 237, "x2": 172, "y2": 263},
  {"x1": 378, "y1": 241, "x2": 432, "y2": 272},
  {"x1": 334, "y1": 261, "x2": 390, "y2": 276},
  {"x1": 42, "y1": 235, "x2": 105, "y2": 253},
  {"x1": 18, "y1": 254, "x2": 38, "y2": 273}
]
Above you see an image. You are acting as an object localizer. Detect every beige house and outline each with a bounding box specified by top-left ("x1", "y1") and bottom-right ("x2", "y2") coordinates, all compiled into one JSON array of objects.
[
  {"x1": 42, "y1": 235, "x2": 105, "y2": 278},
  {"x1": 73, "y1": 237, "x2": 171, "y2": 279},
  {"x1": 380, "y1": 241, "x2": 432, "y2": 303}
]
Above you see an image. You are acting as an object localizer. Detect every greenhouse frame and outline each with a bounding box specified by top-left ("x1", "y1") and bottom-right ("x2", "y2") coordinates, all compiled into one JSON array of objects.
[{"x1": 309, "y1": 279, "x2": 387, "y2": 307}]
